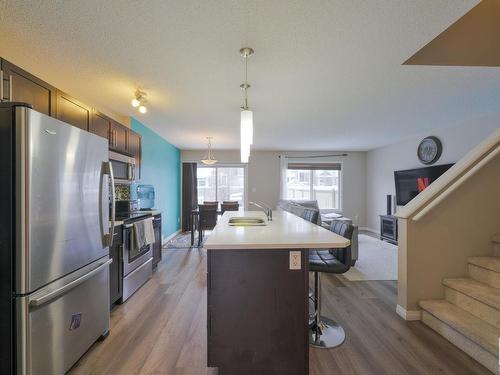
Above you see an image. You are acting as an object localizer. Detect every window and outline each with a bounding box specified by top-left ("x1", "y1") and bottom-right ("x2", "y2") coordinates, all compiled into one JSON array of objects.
[
  {"x1": 285, "y1": 163, "x2": 341, "y2": 209},
  {"x1": 197, "y1": 165, "x2": 246, "y2": 206}
]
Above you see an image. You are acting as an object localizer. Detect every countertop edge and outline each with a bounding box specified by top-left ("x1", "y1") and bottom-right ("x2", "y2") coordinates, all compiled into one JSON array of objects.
[{"x1": 204, "y1": 240, "x2": 350, "y2": 250}]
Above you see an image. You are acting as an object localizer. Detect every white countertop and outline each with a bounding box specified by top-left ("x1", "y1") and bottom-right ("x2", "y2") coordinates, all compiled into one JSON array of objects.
[{"x1": 204, "y1": 210, "x2": 350, "y2": 250}]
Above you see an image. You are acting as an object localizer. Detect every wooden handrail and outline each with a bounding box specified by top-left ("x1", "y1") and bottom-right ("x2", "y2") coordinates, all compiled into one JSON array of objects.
[
  {"x1": 412, "y1": 146, "x2": 499, "y2": 221},
  {"x1": 395, "y1": 128, "x2": 500, "y2": 220}
]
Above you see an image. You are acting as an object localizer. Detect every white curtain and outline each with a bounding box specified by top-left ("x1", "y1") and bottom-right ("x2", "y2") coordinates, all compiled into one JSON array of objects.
[{"x1": 278, "y1": 154, "x2": 288, "y2": 199}]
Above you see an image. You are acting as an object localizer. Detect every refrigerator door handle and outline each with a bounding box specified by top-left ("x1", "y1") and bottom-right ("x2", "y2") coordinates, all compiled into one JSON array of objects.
[
  {"x1": 29, "y1": 259, "x2": 112, "y2": 307},
  {"x1": 102, "y1": 161, "x2": 116, "y2": 247}
]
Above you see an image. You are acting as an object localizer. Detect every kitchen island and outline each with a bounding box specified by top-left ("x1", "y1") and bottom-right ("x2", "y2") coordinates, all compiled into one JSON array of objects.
[{"x1": 204, "y1": 210, "x2": 350, "y2": 375}]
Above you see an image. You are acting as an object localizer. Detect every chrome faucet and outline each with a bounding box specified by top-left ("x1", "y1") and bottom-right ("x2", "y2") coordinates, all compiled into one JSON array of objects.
[{"x1": 249, "y1": 201, "x2": 273, "y2": 221}]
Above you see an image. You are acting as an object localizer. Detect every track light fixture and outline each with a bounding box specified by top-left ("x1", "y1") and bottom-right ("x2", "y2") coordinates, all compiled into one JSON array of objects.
[{"x1": 131, "y1": 89, "x2": 147, "y2": 114}]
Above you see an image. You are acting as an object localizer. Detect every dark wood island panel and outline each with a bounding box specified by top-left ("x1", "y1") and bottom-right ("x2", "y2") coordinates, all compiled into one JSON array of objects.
[{"x1": 207, "y1": 248, "x2": 309, "y2": 375}]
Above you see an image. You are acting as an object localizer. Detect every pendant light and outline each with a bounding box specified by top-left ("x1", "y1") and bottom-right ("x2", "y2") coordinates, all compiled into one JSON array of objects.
[
  {"x1": 200, "y1": 137, "x2": 218, "y2": 165},
  {"x1": 240, "y1": 47, "x2": 254, "y2": 163}
]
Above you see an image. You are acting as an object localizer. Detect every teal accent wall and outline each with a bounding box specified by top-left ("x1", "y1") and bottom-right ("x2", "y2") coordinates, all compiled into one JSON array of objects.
[{"x1": 131, "y1": 118, "x2": 180, "y2": 239}]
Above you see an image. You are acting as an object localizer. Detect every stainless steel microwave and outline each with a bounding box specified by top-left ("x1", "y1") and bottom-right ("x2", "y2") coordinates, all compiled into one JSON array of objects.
[{"x1": 109, "y1": 151, "x2": 138, "y2": 184}]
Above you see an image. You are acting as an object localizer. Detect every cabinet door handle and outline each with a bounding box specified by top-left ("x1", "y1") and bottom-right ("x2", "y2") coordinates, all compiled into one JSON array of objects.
[
  {"x1": 9, "y1": 75, "x2": 12, "y2": 101},
  {"x1": 0, "y1": 70, "x2": 3, "y2": 101}
]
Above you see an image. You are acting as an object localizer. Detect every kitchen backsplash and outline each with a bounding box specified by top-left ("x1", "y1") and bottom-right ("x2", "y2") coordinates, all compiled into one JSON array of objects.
[{"x1": 115, "y1": 184, "x2": 130, "y2": 201}]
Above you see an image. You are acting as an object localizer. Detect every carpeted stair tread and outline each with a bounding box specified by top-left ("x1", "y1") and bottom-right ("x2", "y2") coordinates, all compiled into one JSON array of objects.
[
  {"x1": 468, "y1": 257, "x2": 500, "y2": 273},
  {"x1": 443, "y1": 278, "x2": 500, "y2": 311},
  {"x1": 419, "y1": 299, "x2": 500, "y2": 356}
]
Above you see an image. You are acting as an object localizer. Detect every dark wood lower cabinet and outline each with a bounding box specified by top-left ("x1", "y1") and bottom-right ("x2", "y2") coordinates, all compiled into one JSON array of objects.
[
  {"x1": 207, "y1": 248, "x2": 309, "y2": 375},
  {"x1": 152, "y1": 214, "x2": 162, "y2": 268},
  {"x1": 109, "y1": 225, "x2": 123, "y2": 306}
]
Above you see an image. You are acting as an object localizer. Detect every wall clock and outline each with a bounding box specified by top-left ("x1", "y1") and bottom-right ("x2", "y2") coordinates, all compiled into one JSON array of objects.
[{"x1": 417, "y1": 136, "x2": 442, "y2": 165}]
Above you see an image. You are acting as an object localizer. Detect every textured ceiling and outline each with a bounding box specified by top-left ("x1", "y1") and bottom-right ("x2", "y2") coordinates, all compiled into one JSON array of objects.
[{"x1": 1, "y1": 0, "x2": 498, "y2": 151}]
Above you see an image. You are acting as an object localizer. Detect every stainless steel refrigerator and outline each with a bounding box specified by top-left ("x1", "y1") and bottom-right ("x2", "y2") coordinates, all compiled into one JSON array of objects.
[{"x1": 0, "y1": 103, "x2": 115, "y2": 374}]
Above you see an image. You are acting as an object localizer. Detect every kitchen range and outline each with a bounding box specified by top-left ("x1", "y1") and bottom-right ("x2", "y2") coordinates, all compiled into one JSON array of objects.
[
  {"x1": 112, "y1": 205, "x2": 158, "y2": 304},
  {"x1": 109, "y1": 184, "x2": 162, "y2": 306}
]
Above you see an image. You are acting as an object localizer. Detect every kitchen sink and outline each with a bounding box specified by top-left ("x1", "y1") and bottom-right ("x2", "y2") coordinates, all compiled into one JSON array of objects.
[{"x1": 228, "y1": 217, "x2": 267, "y2": 226}]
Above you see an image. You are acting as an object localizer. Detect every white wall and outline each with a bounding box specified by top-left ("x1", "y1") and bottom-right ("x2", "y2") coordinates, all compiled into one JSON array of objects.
[
  {"x1": 366, "y1": 114, "x2": 500, "y2": 232},
  {"x1": 181, "y1": 150, "x2": 367, "y2": 226}
]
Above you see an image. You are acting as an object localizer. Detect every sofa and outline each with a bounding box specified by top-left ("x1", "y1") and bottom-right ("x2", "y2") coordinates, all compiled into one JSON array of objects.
[{"x1": 277, "y1": 199, "x2": 359, "y2": 266}]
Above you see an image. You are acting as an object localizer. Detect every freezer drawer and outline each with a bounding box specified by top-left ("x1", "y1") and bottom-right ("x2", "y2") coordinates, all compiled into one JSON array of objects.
[{"x1": 16, "y1": 258, "x2": 111, "y2": 375}]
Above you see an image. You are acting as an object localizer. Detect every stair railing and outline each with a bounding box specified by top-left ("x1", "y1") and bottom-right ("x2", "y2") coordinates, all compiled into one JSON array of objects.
[{"x1": 395, "y1": 128, "x2": 500, "y2": 222}]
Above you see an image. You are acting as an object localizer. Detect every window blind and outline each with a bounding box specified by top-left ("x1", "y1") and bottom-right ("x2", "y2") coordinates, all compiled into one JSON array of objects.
[{"x1": 287, "y1": 163, "x2": 341, "y2": 171}]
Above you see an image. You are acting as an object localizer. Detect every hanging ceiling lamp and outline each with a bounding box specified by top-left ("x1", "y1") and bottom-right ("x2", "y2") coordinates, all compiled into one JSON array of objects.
[
  {"x1": 240, "y1": 47, "x2": 254, "y2": 163},
  {"x1": 200, "y1": 137, "x2": 218, "y2": 165}
]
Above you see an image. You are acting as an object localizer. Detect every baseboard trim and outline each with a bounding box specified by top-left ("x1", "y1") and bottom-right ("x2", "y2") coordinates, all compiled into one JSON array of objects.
[
  {"x1": 396, "y1": 304, "x2": 421, "y2": 321},
  {"x1": 162, "y1": 229, "x2": 181, "y2": 245},
  {"x1": 359, "y1": 227, "x2": 380, "y2": 235}
]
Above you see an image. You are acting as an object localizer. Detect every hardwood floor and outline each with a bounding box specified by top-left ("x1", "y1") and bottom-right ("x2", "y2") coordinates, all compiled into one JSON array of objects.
[{"x1": 70, "y1": 247, "x2": 491, "y2": 375}]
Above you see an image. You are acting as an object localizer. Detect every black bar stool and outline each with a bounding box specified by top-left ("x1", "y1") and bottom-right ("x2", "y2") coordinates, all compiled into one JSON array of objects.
[{"x1": 309, "y1": 221, "x2": 354, "y2": 348}]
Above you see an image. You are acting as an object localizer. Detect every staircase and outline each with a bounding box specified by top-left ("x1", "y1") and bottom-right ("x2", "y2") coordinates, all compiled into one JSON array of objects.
[{"x1": 419, "y1": 235, "x2": 500, "y2": 373}]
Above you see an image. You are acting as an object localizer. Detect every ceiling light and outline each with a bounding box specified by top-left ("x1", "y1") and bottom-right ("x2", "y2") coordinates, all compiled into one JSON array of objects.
[
  {"x1": 132, "y1": 89, "x2": 147, "y2": 113},
  {"x1": 240, "y1": 47, "x2": 254, "y2": 163},
  {"x1": 201, "y1": 137, "x2": 218, "y2": 165}
]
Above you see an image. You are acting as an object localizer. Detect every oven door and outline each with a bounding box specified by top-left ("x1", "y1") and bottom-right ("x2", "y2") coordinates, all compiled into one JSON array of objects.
[
  {"x1": 109, "y1": 151, "x2": 136, "y2": 184},
  {"x1": 122, "y1": 224, "x2": 153, "y2": 276}
]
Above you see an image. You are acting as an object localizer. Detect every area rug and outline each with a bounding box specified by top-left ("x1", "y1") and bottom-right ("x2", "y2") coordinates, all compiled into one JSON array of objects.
[
  {"x1": 343, "y1": 234, "x2": 398, "y2": 281},
  {"x1": 165, "y1": 231, "x2": 209, "y2": 249}
]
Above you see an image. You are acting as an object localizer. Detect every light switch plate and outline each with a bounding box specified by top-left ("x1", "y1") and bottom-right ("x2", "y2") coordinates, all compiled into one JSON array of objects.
[{"x1": 289, "y1": 251, "x2": 301, "y2": 270}]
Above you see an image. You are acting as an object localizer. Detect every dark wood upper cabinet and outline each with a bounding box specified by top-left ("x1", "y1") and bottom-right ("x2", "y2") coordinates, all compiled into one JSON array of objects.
[
  {"x1": 90, "y1": 110, "x2": 112, "y2": 142},
  {"x1": 110, "y1": 121, "x2": 127, "y2": 153},
  {"x1": 1, "y1": 58, "x2": 142, "y2": 172},
  {"x1": 56, "y1": 91, "x2": 92, "y2": 131},
  {"x1": 1, "y1": 59, "x2": 57, "y2": 116},
  {"x1": 127, "y1": 129, "x2": 141, "y2": 177}
]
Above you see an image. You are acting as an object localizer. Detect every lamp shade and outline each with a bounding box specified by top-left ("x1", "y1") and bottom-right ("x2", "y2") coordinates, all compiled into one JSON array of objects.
[
  {"x1": 240, "y1": 109, "x2": 253, "y2": 163},
  {"x1": 241, "y1": 109, "x2": 253, "y2": 145}
]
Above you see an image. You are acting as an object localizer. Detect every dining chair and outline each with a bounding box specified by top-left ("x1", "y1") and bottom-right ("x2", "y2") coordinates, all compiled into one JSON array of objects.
[
  {"x1": 204, "y1": 201, "x2": 219, "y2": 206},
  {"x1": 198, "y1": 204, "x2": 218, "y2": 246},
  {"x1": 221, "y1": 202, "x2": 239, "y2": 215}
]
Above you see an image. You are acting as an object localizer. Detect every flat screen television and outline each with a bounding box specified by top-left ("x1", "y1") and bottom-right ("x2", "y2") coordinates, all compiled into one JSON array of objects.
[{"x1": 394, "y1": 163, "x2": 454, "y2": 206}]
